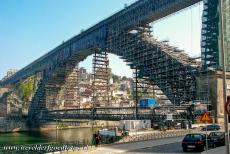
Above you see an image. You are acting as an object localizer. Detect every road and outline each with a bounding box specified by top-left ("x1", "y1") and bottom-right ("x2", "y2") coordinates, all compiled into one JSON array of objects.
[
  {"x1": 73, "y1": 134, "x2": 226, "y2": 154},
  {"x1": 84, "y1": 137, "x2": 184, "y2": 154},
  {"x1": 125, "y1": 142, "x2": 202, "y2": 154},
  {"x1": 125, "y1": 142, "x2": 227, "y2": 154},
  {"x1": 84, "y1": 136, "x2": 205, "y2": 154}
]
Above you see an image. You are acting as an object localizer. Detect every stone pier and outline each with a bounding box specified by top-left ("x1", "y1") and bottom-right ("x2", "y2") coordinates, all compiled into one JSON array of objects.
[{"x1": 207, "y1": 71, "x2": 230, "y2": 124}]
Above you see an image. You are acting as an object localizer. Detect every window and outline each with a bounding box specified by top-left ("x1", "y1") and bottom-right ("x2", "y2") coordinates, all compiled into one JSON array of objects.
[{"x1": 185, "y1": 134, "x2": 201, "y2": 140}]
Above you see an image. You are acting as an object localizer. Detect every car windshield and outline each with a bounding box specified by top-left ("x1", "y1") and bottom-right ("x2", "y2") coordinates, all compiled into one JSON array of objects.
[
  {"x1": 185, "y1": 134, "x2": 201, "y2": 140},
  {"x1": 208, "y1": 125, "x2": 218, "y2": 128},
  {"x1": 203, "y1": 125, "x2": 219, "y2": 130},
  {"x1": 209, "y1": 132, "x2": 224, "y2": 136}
]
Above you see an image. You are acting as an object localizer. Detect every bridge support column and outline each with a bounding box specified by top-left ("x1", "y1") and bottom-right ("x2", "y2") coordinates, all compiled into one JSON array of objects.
[
  {"x1": 214, "y1": 71, "x2": 230, "y2": 124},
  {"x1": 198, "y1": 71, "x2": 230, "y2": 124}
]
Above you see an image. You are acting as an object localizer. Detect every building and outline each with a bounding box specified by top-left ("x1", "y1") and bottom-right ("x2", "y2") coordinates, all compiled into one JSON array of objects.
[
  {"x1": 1, "y1": 69, "x2": 18, "y2": 81},
  {"x1": 120, "y1": 80, "x2": 131, "y2": 91},
  {"x1": 79, "y1": 67, "x2": 91, "y2": 82}
]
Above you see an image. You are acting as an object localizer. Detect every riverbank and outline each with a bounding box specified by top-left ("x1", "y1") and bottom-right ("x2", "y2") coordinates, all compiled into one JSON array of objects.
[
  {"x1": 38, "y1": 120, "x2": 119, "y2": 132},
  {"x1": 0, "y1": 117, "x2": 119, "y2": 133},
  {"x1": 0, "y1": 117, "x2": 29, "y2": 132}
]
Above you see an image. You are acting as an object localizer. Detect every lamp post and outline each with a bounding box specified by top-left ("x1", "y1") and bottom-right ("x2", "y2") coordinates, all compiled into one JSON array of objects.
[{"x1": 219, "y1": 0, "x2": 230, "y2": 153}]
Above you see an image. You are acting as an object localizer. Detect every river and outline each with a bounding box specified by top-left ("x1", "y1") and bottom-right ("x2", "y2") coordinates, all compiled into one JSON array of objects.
[{"x1": 0, "y1": 127, "x2": 100, "y2": 153}]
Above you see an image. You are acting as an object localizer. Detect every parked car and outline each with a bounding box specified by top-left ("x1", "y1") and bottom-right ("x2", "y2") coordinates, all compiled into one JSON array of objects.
[
  {"x1": 208, "y1": 131, "x2": 225, "y2": 146},
  {"x1": 201, "y1": 124, "x2": 220, "y2": 131},
  {"x1": 182, "y1": 133, "x2": 215, "y2": 152}
]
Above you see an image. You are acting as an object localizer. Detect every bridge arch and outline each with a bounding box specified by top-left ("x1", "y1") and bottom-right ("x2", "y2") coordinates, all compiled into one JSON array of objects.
[{"x1": 28, "y1": 24, "x2": 200, "y2": 120}]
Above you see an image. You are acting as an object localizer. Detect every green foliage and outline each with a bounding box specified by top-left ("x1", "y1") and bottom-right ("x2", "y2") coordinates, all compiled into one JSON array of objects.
[
  {"x1": 112, "y1": 74, "x2": 120, "y2": 83},
  {"x1": 122, "y1": 76, "x2": 128, "y2": 80},
  {"x1": 17, "y1": 76, "x2": 35, "y2": 102}
]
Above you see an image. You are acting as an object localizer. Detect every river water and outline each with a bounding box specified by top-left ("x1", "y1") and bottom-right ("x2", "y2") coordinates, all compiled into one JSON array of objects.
[{"x1": 0, "y1": 127, "x2": 100, "y2": 153}]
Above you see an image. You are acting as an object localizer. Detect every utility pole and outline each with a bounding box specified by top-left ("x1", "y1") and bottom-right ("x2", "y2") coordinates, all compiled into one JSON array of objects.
[{"x1": 219, "y1": 0, "x2": 230, "y2": 153}]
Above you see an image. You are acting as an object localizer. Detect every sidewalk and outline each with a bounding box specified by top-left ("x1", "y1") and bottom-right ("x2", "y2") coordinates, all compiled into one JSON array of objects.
[
  {"x1": 202, "y1": 146, "x2": 228, "y2": 154},
  {"x1": 84, "y1": 136, "x2": 184, "y2": 154}
]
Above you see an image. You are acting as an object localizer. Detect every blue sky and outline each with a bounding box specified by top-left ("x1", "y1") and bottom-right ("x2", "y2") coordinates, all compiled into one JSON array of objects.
[{"x1": 0, "y1": 0, "x2": 203, "y2": 79}]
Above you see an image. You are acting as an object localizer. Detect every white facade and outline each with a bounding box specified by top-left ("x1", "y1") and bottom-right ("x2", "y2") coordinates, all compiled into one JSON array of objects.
[{"x1": 120, "y1": 120, "x2": 151, "y2": 131}]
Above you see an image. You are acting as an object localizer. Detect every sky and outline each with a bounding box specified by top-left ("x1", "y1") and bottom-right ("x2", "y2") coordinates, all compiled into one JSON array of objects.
[{"x1": 0, "y1": 0, "x2": 203, "y2": 79}]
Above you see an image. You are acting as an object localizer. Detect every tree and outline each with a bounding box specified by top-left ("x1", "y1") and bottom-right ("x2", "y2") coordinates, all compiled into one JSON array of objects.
[
  {"x1": 122, "y1": 76, "x2": 128, "y2": 81},
  {"x1": 112, "y1": 74, "x2": 119, "y2": 83}
]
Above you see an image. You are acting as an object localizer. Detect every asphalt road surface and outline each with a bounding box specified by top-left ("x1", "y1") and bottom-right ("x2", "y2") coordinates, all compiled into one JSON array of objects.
[{"x1": 125, "y1": 142, "x2": 204, "y2": 154}]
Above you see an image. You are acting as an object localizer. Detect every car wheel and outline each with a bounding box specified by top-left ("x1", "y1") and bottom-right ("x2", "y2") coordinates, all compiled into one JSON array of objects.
[{"x1": 183, "y1": 147, "x2": 187, "y2": 152}]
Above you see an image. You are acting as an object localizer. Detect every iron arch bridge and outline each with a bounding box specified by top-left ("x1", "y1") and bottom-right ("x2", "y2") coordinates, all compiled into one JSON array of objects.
[{"x1": 1, "y1": 0, "x2": 223, "y2": 123}]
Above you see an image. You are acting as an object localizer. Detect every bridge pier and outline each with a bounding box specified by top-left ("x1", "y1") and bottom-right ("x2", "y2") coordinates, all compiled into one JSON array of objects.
[
  {"x1": 212, "y1": 71, "x2": 230, "y2": 124},
  {"x1": 197, "y1": 71, "x2": 230, "y2": 124}
]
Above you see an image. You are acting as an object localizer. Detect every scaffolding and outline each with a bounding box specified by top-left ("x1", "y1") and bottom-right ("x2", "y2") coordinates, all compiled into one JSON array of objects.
[
  {"x1": 107, "y1": 23, "x2": 199, "y2": 106},
  {"x1": 44, "y1": 60, "x2": 81, "y2": 110},
  {"x1": 222, "y1": 0, "x2": 230, "y2": 70},
  {"x1": 45, "y1": 84, "x2": 61, "y2": 110},
  {"x1": 92, "y1": 50, "x2": 110, "y2": 107},
  {"x1": 198, "y1": 0, "x2": 230, "y2": 113},
  {"x1": 201, "y1": 0, "x2": 230, "y2": 71},
  {"x1": 201, "y1": 0, "x2": 219, "y2": 70},
  {"x1": 132, "y1": 67, "x2": 156, "y2": 104},
  {"x1": 63, "y1": 66, "x2": 80, "y2": 108}
]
